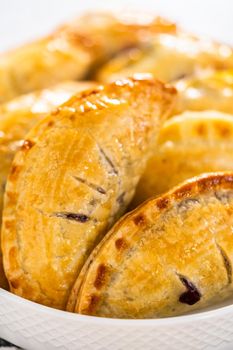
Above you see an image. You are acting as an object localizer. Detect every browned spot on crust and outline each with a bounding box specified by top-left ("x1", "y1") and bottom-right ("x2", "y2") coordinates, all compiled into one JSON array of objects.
[
  {"x1": 66, "y1": 89, "x2": 101, "y2": 109},
  {"x1": 77, "y1": 89, "x2": 100, "y2": 99},
  {"x1": 8, "y1": 246, "x2": 17, "y2": 259},
  {"x1": 85, "y1": 294, "x2": 100, "y2": 314},
  {"x1": 174, "y1": 183, "x2": 193, "y2": 199},
  {"x1": 223, "y1": 175, "x2": 233, "y2": 185},
  {"x1": 66, "y1": 31, "x2": 95, "y2": 49},
  {"x1": 6, "y1": 191, "x2": 17, "y2": 205},
  {"x1": 9, "y1": 165, "x2": 21, "y2": 181},
  {"x1": 8, "y1": 247, "x2": 19, "y2": 280},
  {"x1": 157, "y1": 197, "x2": 170, "y2": 209},
  {"x1": 214, "y1": 62, "x2": 229, "y2": 70},
  {"x1": 51, "y1": 108, "x2": 59, "y2": 116},
  {"x1": 196, "y1": 123, "x2": 206, "y2": 136},
  {"x1": 217, "y1": 124, "x2": 231, "y2": 138},
  {"x1": 225, "y1": 174, "x2": 233, "y2": 181},
  {"x1": 174, "y1": 174, "x2": 233, "y2": 199},
  {"x1": 198, "y1": 176, "x2": 223, "y2": 193},
  {"x1": 226, "y1": 207, "x2": 233, "y2": 216},
  {"x1": 47, "y1": 120, "x2": 54, "y2": 127},
  {"x1": 115, "y1": 238, "x2": 128, "y2": 251},
  {"x1": 4, "y1": 220, "x2": 15, "y2": 230},
  {"x1": 134, "y1": 213, "x2": 146, "y2": 226},
  {"x1": 10, "y1": 279, "x2": 20, "y2": 289},
  {"x1": 21, "y1": 139, "x2": 35, "y2": 151},
  {"x1": 94, "y1": 264, "x2": 107, "y2": 290}
]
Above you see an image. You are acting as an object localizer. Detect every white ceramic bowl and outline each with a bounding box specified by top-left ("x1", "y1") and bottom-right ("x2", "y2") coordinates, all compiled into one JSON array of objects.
[
  {"x1": 1, "y1": 1, "x2": 233, "y2": 349},
  {"x1": 1, "y1": 288, "x2": 233, "y2": 350}
]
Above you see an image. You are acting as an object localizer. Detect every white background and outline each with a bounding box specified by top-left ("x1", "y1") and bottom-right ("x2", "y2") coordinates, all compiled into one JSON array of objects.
[{"x1": 0, "y1": 0, "x2": 232, "y2": 52}]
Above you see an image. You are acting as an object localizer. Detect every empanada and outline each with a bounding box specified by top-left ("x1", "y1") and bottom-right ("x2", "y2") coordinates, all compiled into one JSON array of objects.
[
  {"x1": 97, "y1": 33, "x2": 233, "y2": 83},
  {"x1": 68, "y1": 172, "x2": 233, "y2": 318},
  {"x1": 0, "y1": 13, "x2": 176, "y2": 103},
  {"x1": 133, "y1": 110, "x2": 233, "y2": 206},
  {"x1": 1, "y1": 77, "x2": 176, "y2": 309},
  {"x1": 174, "y1": 70, "x2": 233, "y2": 115},
  {"x1": 0, "y1": 81, "x2": 96, "y2": 290}
]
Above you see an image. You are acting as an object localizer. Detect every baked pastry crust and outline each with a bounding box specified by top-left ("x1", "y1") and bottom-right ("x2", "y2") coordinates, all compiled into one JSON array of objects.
[
  {"x1": 133, "y1": 110, "x2": 233, "y2": 206},
  {"x1": 173, "y1": 70, "x2": 233, "y2": 115},
  {"x1": 0, "y1": 81, "x2": 96, "y2": 289},
  {"x1": 97, "y1": 34, "x2": 233, "y2": 83},
  {"x1": 1, "y1": 77, "x2": 176, "y2": 309},
  {"x1": 0, "y1": 13, "x2": 176, "y2": 103},
  {"x1": 68, "y1": 173, "x2": 233, "y2": 318}
]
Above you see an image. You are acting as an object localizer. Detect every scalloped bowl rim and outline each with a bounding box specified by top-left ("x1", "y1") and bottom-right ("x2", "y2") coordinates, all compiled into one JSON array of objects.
[{"x1": 1, "y1": 287, "x2": 233, "y2": 327}]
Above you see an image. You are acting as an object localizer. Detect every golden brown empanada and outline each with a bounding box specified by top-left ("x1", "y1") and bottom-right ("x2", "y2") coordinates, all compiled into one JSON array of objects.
[
  {"x1": 68, "y1": 172, "x2": 233, "y2": 318},
  {"x1": 0, "y1": 263, "x2": 7, "y2": 291},
  {"x1": 0, "y1": 81, "x2": 96, "y2": 290},
  {"x1": 0, "y1": 13, "x2": 176, "y2": 103},
  {"x1": 1, "y1": 77, "x2": 176, "y2": 309},
  {"x1": 133, "y1": 110, "x2": 233, "y2": 207},
  {"x1": 97, "y1": 33, "x2": 233, "y2": 83},
  {"x1": 173, "y1": 70, "x2": 233, "y2": 115}
]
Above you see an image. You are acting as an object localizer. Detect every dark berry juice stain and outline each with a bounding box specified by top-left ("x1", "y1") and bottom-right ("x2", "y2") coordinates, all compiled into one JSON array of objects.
[
  {"x1": 178, "y1": 275, "x2": 201, "y2": 305},
  {"x1": 54, "y1": 212, "x2": 90, "y2": 223}
]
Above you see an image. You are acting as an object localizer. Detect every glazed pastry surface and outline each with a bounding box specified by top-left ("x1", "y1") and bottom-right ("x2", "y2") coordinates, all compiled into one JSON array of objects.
[
  {"x1": 0, "y1": 81, "x2": 96, "y2": 289},
  {"x1": 133, "y1": 111, "x2": 233, "y2": 206},
  {"x1": 0, "y1": 13, "x2": 176, "y2": 103},
  {"x1": 173, "y1": 70, "x2": 233, "y2": 115},
  {"x1": 1, "y1": 77, "x2": 176, "y2": 309},
  {"x1": 69, "y1": 173, "x2": 233, "y2": 318},
  {"x1": 97, "y1": 34, "x2": 233, "y2": 83}
]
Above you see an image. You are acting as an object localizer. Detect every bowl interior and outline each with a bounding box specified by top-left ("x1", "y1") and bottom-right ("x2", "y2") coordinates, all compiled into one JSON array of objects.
[{"x1": 1, "y1": 288, "x2": 233, "y2": 324}]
